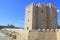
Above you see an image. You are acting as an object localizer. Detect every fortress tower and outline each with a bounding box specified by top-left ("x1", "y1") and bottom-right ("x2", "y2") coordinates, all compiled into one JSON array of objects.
[
  {"x1": 24, "y1": 3, "x2": 58, "y2": 30},
  {"x1": 2, "y1": 3, "x2": 60, "y2": 40}
]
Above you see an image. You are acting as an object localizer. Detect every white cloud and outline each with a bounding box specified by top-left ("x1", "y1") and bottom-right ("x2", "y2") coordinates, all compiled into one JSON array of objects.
[{"x1": 57, "y1": 9, "x2": 60, "y2": 13}]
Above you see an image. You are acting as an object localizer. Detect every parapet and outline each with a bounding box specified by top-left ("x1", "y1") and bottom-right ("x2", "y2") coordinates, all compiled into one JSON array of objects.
[
  {"x1": 29, "y1": 29, "x2": 60, "y2": 32},
  {"x1": 26, "y1": 3, "x2": 56, "y2": 9}
]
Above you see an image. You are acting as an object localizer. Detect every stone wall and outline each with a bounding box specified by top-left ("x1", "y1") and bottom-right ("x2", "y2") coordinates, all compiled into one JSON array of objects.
[
  {"x1": 29, "y1": 29, "x2": 60, "y2": 40},
  {"x1": 2, "y1": 28, "x2": 60, "y2": 40},
  {"x1": 16, "y1": 29, "x2": 29, "y2": 40},
  {"x1": 1, "y1": 28, "x2": 29, "y2": 40}
]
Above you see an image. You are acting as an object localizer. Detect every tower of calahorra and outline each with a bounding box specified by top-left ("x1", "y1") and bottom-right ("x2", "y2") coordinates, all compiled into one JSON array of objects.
[
  {"x1": 25, "y1": 3, "x2": 58, "y2": 30},
  {"x1": 2, "y1": 3, "x2": 60, "y2": 40}
]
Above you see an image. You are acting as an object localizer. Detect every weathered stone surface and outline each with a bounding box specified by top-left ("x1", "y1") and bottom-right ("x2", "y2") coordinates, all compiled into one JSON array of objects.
[{"x1": 1, "y1": 3, "x2": 59, "y2": 40}]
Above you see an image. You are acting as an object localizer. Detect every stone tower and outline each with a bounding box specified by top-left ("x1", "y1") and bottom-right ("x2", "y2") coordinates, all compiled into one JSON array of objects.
[{"x1": 24, "y1": 3, "x2": 58, "y2": 30}]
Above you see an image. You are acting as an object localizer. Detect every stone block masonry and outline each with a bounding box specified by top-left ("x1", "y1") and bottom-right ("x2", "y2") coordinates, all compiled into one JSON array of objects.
[{"x1": 1, "y1": 3, "x2": 59, "y2": 40}]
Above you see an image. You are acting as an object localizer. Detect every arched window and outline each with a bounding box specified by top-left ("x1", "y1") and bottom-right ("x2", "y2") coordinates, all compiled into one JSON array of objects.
[
  {"x1": 28, "y1": 11, "x2": 30, "y2": 13},
  {"x1": 43, "y1": 19, "x2": 45, "y2": 21},
  {"x1": 41, "y1": 10, "x2": 43, "y2": 13},
  {"x1": 27, "y1": 27, "x2": 29, "y2": 30},
  {"x1": 35, "y1": 39, "x2": 38, "y2": 40},
  {"x1": 28, "y1": 19, "x2": 29, "y2": 22}
]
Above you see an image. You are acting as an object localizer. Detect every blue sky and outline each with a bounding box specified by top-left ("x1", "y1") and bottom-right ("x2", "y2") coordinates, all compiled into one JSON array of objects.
[{"x1": 0, "y1": 0, "x2": 60, "y2": 27}]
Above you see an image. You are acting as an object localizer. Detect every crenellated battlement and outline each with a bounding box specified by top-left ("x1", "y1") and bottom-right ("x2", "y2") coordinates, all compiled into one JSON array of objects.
[
  {"x1": 33, "y1": 3, "x2": 47, "y2": 7},
  {"x1": 29, "y1": 29, "x2": 60, "y2": 32}
]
